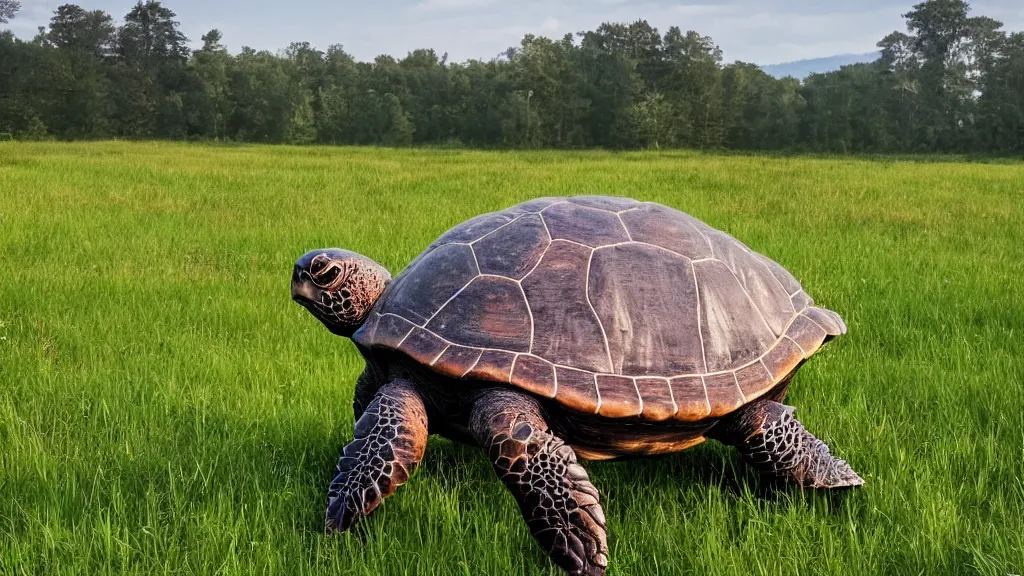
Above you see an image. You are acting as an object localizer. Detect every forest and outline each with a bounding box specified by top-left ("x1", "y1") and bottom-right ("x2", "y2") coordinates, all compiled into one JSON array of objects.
[{"x1": 1, "y1": 0, "x2": 1022, "y2": 153}]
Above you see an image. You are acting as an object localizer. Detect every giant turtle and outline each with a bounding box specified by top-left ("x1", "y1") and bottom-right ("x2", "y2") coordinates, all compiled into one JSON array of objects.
[{"x1": 291, "y1": 196, "x2": 863, "y2": 575}]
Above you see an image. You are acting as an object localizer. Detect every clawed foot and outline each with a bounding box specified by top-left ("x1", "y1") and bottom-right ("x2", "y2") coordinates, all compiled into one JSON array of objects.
[{"x1": 324, "y1": 380, "x2": 427, "y2": 533}]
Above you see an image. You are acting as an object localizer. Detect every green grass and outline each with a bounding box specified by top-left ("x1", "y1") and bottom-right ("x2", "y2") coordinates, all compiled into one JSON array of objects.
[{"x1": 1, "y1": 141, "x2": 1022, "y2": 576}]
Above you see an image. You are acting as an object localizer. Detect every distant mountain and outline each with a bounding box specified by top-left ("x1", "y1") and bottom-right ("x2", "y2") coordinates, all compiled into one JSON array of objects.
[{"x1": 760, "y1": 52, "x2": 880, "y2": 79}]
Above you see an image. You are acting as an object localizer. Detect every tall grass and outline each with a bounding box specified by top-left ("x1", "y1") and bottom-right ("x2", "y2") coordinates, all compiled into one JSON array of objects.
[{"x1": 1, "y1": 142, "x2": 1022, "y2": 575}]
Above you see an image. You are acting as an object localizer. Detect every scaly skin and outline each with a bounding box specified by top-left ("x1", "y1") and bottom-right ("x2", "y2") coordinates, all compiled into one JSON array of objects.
[
  {"x1": 711, "y1": 399, "x2": 864, "y2": 488},
  {"x1": 325, "y1": 379, "x2": 428, "y2": 533},
  {"x1": 470, "y1": 389, "x2": 609, "y2": 576}
]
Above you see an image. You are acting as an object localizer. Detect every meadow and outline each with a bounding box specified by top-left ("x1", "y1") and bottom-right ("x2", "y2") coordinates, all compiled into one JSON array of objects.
[{"x1": 1, "y1": 141, "x2": 1022, "y2": 575}]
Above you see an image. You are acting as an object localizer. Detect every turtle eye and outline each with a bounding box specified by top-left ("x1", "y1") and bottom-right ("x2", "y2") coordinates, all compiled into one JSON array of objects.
[
  {"x1": 313, "y1": 261, "x2": 342, "y2": 287},
  {"x1": 309, "y1": 254, "x2": 330, "y2": 276}
]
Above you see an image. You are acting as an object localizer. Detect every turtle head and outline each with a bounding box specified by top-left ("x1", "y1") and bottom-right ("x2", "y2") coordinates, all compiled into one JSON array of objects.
[{"x1": 291, "y1": 249, "x2": 391, "y2": 337}]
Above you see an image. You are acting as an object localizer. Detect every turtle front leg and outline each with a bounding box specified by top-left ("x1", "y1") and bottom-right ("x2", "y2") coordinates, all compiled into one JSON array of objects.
[
  {"x1": 470, "y1": 389, "x2": 609, "y2": 576},
  {"x1": 325, "y1": 378, "x2": 428, "y2": 533},
  {"x1": 710, "y1": 398, "x2": 864, "y2": 489}
]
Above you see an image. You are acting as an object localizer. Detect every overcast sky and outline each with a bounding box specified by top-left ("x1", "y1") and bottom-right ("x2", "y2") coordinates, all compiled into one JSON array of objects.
[{"x1": 9, "y1": 0, "x2": 1024, "y2": 65}]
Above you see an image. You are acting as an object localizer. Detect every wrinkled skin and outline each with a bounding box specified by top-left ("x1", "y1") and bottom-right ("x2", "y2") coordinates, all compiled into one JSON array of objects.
[{"x1": 291, "y1": 248, "x2": 390, "y2": 337}]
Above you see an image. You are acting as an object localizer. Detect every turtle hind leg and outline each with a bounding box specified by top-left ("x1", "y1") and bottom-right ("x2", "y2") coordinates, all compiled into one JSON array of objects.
[
  {"x1": 325, "y1": 378, "x2": 428, "y2": 533},
  {"x1": 711, "y1": 399, "x2": 864, "y2": 489},
  {"x1": 470, "y1": 389, "x2": 609, "y2": 576}
]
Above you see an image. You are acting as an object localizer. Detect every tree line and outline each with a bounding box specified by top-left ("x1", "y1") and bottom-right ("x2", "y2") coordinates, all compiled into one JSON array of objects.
[{"x1": 1, "y1": 0, "x2": 1022, "y2": 153}]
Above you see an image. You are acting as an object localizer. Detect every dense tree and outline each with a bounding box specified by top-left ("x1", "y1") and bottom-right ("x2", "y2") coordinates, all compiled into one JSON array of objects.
[
  {"x1": 977, "y1": 32, "x2": 1024, "y2": 151},
  {"x1": 0, "y1": 0, "x2": 19, "y2": 25},
  {"x1": 184, "y1": 29, "x2": 232, "y2": 138},
  {"x1": 0, "y1": 0, "x2": 1021, "y2": 152},
  {"x1": 40, "y1": 5, "x2": 116, "y2": 137},
  {"x1": 47, "y1": 4, "x2": 115, "y2": 56}
]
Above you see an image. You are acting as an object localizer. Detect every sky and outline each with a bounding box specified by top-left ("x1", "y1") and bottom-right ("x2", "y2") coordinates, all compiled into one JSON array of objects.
[{"x1": 9, "y1": 0, "x2": 1024, "y2": 65}]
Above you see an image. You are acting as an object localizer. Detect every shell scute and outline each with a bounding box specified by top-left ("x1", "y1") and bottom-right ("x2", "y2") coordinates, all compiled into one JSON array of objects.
[
  {"x1": 511, "y1": 355, "x2": 557, "y2": 398},
  {"x1": 669, "y1": 376, "x2": 710, "y2": 420},
  {"x1": 596, "y1": 375, "x2": 642, "y2": 418},
  {"x1": 704, "y1": 372, "x2": 745, "y2": 417},
  {"x1": 735, "y1": 361, "x2": 774, "y2": 402},
  {"x1": 433, "y1": 345, "x2": 483, "y2": 378},
  {"x1": 693, "y1": 259, "x2": 776, "y2": 371},
  {"x1": 425, "y1": 276, "x2": 531, "y2": 352},
  {"x1": 542, "y1": 202, "x2": 629, "y2": 247},
  {"x1": 474, "y1": 214, "x2": 550, "y2": 279},
  {"x1": 792, "y1": 290, "x2": 814, "y2": 311},
  {"x1": 619, "y1": 204, "x2": 713, "y2": 259},
  {"x1": 466, "y1": 349, "x2": 517, "y2": 382},
  {"x1": 803, "y1": 307, "x2": 847, "y2": 336},
  {"x1": 588, "y1": 244, "x2": 703, "y2": 376},
  {"x1": 637, "y1": 378, "x2": 676, "y2": 421},
  {"x1": 762, "y1": 337, "x2": 805, "y2": 384},
  {"x1": 432, "y1": 211, "x2": 518, "y2": 246},
  {"x1": 568, "y1": 195, "x2": 641, "y2": 212},
  {"x1": 384, "y1": 243, "x2": 478, "y2": 325},
  {"x1": 786, "y1": 314, "x2": 828, "y2": 359},
  {"x1": 555, "y1": 366, "x2": 600, "y2": 414},
  {"x1": 369, "y1": 314, "x2": 416, "y2": 350},
  {"x1": 521, "y1": 241, "x2": 611, "y2": 372},
  {"x1": 401, "y1": 327, "x2": 448, "y2": 366}
]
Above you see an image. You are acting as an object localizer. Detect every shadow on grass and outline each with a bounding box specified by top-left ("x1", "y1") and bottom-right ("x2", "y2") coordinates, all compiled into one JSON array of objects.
[
  {"x1": 23, "y1": 402, "x2": 848, "y2": 550},
  {"x1": 417, "y1": 432, "x2": 860, "y2": 517}
]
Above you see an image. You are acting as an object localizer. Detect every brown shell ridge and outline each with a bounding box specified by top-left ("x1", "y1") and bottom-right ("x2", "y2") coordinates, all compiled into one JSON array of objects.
[
  {"x1": 538, "y1": 200, "x2": 569, "y2": 214},
  {"x1": 510, "y1": 216, "x2": 557, "y2": 284},
  {"x1": 463, "y1": 349, "x2": 486, "y2": 379},
  {"x1": 754, "y1": 255, "x2": 799, "y2": 313},
  {"x1": 653, "y1": 203, "x2": 717, "y2": 255},
  {"x1": 593, "y1": 239, "x2": 698, "y2": 262},
  {"x1": 429, "y1": 344, "x2": 451, "y2": 366},
  {"x1": 540, "y1": 196, "x2": 634, "y2": 237},
  {"x1": 689, "y1": 259, "x2": 711, "y2": 374},
  {"x1": 701, "y1": 227, "x2": 801, "y2": 337},
  {"x1": 615, "y1": 213, "x2": 633, "y2": 240},
  {"x1": 784, "y1": 335, "x2": 807, "y2": 358},
  {"x1": 744, "y1": 251, "x2": 803, "y2": 333},
  {"x1": 699, "y1": 376, "x2": 712, "y2": 417},
  {"x1": 734, "y1": 372, "x2": 748, "y2": 404},
  {"x1": 467, "y1": 214, "x2": 527, "y2": 247},
  {"x1": 363, "y1": 304, "x2": 841, "y2": 420},
  {"x1": 518, "y1": 281, "x2": 536, "y2": 354},
  {"x1": 584, "y1": 248, "x2": 616, "y2": 376},
  {"x1": 467, "y1": 244, "x2": 482, "y2": 273},
  {"x1": 664, "y1": 378, "x2": 679, "y2": 416},
  {"x1": 712, "y1": 256, "x2": 785, "y2": 339},
  {"x1": 372, "y1": 311, "x2": 521, "y2": 357},
  {"x1": 419, "y1": 270, "x2": 477, "y2": 326}
]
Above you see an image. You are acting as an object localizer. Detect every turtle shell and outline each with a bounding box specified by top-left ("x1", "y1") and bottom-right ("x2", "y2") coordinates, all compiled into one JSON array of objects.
[{"x1": 352, "y1": 196, "x2": 846, "y2": 422}]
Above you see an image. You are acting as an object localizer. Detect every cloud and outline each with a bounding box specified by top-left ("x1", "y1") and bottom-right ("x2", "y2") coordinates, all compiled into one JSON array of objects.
[
  {"x1": 412, "y1": 0, "x2": 497, "y2": 12},
  {"x1": 540, "y1": 17, "x2": 560, "y2": 33},
  {"x1": 8, "y1": 0, "x2": 1024, "y2": 67},
  {"x1": 4, "y1": 0, "x2": 61, "y2": 34},
  {"x1": 674, "y1": 4, "x2": 740, "y2": 17}
]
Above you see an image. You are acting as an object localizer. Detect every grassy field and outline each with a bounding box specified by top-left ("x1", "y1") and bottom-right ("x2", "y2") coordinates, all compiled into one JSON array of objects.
[{"x1": 1, "y1": 141, "x2": 1022, "y2": 576}]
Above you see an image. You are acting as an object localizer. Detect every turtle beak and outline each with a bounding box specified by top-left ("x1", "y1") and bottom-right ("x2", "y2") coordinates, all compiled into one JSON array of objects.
[{"x1": 291, "y1": 267, "x2": 320, "y2": 304}]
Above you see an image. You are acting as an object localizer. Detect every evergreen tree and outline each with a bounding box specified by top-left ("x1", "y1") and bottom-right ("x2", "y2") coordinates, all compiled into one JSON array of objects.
[
  {"x1": 1, "y1": 0, "x2": 1021, "y2": 153},
  {"x1": 0, "y1": 0, "x2": 19, "y2": 25}
]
